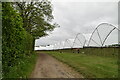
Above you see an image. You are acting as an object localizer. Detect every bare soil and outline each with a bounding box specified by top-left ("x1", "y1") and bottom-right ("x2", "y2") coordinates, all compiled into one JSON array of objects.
[{"x1": 30, "y1": 52, "x2": 83, "y2": 78}]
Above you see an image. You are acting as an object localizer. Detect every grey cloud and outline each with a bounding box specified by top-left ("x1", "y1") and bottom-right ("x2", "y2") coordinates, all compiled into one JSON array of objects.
[{"x1": 35, "y1": 1, "x2": 118, "y2": 47}]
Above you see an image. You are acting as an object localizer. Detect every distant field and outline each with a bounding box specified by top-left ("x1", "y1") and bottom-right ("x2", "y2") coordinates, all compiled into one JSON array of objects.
[{"x1": 44, "y1": 51, "x2": 118, "y2": 78}]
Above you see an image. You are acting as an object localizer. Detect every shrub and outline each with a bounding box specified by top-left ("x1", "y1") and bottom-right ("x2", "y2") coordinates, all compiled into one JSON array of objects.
[{"x1": 2, "y1": 2, "x2": 34, "y2": 78}]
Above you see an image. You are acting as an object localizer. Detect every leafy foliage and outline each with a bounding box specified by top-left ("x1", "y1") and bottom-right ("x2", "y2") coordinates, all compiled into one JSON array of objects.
[
  {"x1": 2, "y1": 2, "x2": 34, "y2": 78},
  {"x1": 15, "y1": 0, "x2": 59, "y2": 39},
  {"x1": 2, "y1": 0, "x2": 58, "y2": 78}
]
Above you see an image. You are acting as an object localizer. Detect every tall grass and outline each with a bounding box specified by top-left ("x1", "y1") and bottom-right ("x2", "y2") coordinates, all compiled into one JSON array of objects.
[{"x1": 3, "y1": 52, "x2": 37, "y2": 78}]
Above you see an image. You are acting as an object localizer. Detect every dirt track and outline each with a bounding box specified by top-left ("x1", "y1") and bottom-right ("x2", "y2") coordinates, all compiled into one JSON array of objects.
[{"x1": 30, "y1": 52, "x2": 83, "y2": 78}]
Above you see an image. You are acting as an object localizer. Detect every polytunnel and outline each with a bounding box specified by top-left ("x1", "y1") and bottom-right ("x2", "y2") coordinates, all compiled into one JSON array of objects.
[{"x1": 88, "y1": 23, "x2": 120, "y2": 47}]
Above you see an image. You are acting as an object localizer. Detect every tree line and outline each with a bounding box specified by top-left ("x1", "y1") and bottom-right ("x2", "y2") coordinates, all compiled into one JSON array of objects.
[{"x1": 2, "y1": 0, "x2": 58, "y2": 78}]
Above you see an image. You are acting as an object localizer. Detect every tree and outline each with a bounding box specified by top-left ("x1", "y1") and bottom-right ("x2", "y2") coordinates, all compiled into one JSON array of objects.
[
  {"x1": 14, "y1": 0, "x2": 59, "y2": 39},
  {"x1": 2, "y1": 2, "x2": 34, "y2": 77}
]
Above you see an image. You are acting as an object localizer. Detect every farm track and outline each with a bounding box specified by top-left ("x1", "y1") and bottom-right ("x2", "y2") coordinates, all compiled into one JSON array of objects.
[{"x1": 30, "y1": 52, "x2": 83, "y2": 78}]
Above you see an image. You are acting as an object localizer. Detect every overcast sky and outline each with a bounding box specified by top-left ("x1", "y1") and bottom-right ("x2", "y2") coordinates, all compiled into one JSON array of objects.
[{"x1": 35, "y1": 0, "x2": 118, "y2": 49}]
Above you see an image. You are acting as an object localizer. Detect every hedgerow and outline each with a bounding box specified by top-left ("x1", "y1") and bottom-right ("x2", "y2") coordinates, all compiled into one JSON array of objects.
[{"x1": 2, "y1": 2, "x2": 35, "y2": 78}]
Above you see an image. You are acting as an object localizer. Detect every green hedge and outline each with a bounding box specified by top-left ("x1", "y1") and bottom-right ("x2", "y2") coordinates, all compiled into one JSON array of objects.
[{"x1": 2, "y1": 2, "x2": 34, "y2": 78}]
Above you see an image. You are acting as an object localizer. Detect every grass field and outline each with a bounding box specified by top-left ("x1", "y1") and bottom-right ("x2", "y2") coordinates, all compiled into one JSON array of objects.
[{"x1": 44, "y1": 51, "x2": 118, "y2": 78}]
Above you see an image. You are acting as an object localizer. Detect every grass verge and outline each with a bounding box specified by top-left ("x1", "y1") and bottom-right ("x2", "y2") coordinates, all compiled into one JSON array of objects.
[
  {"x1": 3, "y1": 52, "x2": 37, "y2": 78},
  {"x1": 45, "y1": 51, "x2": 118, "y2": 78}
]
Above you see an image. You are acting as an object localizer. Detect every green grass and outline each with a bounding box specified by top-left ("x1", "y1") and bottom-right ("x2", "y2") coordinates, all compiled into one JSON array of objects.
[
  {"x1": 45, "y1": 51, "x2": 118, "y2": 78},
  {"x1": 0, "y1": 61, "x2": 1, "y2": 79},
  {"x1": 4, "y1": 52, "x2": 37, "y2": 78}
]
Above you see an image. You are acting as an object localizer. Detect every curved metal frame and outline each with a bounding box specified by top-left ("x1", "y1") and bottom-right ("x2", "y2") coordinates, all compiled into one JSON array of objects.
[
  {"x1": 63, "y1": 39, "x2": 73, "y2": 49},
  {"x1": 72, "y1": 33, "x2": 86, "y2": 48},
  {"x1": 51, "y1": 23, "x2": 119, "y2": 50},
  {"x1": 88, "y1": 23, "x2": 120, "y2": 47}
]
